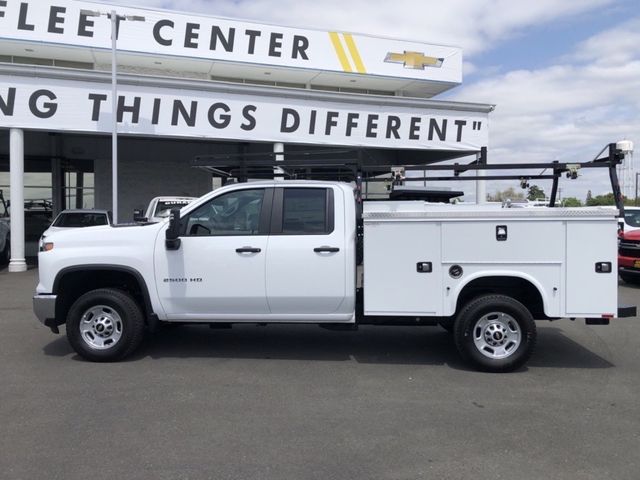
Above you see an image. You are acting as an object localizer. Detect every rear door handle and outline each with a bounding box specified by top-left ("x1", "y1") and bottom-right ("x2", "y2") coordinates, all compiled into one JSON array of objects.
[
  {"x1": 314, "y1": 246, "x2": 340, "y2": 253},
  {"x1": 236, "y1": 247, "x2": 261, "y2": 253}
]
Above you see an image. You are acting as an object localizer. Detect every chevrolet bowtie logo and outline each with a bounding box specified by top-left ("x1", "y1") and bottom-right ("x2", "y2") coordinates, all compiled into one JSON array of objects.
[{"x1": 385, "y1": 51, "x2": 444, "y2": 70}]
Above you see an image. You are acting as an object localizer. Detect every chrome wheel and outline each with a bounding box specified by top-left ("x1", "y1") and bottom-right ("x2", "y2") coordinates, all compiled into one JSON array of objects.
[
  {"x1": 79, "y1": 305, "x2": 123, "y2": 350},
  {"x1": 473, "y1": 312, "x2": 521, "y2": 360}
]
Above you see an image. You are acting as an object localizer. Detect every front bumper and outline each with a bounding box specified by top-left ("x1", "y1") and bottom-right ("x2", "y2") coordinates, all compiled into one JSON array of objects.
[
  {"x1": 33, "y1": 294, "x2": 57, "y2": 330},
  {"x1": 618, "y1": 254, "x2": 640, "y2": 271},
  {"x1": 619, "y1": 266, "x2": 640, "y2": 276}
]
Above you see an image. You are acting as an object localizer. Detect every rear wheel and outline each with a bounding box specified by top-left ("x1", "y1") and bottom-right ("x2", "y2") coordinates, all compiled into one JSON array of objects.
[
  {"x1": 66, "y1": 288, "x2": 145, "y2": 362},
  {"x1": 454, "y1": 295, "x2": 536, "y2": 372}
]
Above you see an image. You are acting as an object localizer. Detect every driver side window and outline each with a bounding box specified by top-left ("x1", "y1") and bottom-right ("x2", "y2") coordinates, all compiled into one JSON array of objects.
[{"x1": 184, "y1": 189, "x2": 265, "y2": 236}]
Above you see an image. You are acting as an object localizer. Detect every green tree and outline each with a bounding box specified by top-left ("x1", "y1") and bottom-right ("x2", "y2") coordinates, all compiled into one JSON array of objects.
[
  {"x1": 586, "y1": 192, "x2": 616, "y2": 206},
  {"x1": 527, "y1": 184, "x2": 546, "y2": 201},
  {"x1": 562, "y1": 197, "x2": 583, "y2": 207},
  {"x1": 486, "y1": 187, "x2": 525, "y2": 202}
]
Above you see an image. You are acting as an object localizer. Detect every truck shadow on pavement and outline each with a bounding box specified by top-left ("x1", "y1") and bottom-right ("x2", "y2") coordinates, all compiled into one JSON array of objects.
[{"x1": 43, "y1": 324, "x2": 613, "y2": 370}]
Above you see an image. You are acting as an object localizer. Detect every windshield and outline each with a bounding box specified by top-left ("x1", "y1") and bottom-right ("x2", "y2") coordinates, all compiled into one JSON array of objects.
[
  {"x1": 53, "y1": 212, "x2": 108, "y2": 228},
  {"x1": 624, "y1": 210, "x2": 640, "y2": 228},
  {"x1": 154, "y1": 200, "x2": 192, "y2": 218}
]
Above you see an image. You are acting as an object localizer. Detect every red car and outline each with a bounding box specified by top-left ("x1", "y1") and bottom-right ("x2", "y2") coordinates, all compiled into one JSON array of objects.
[{"x1": 619, "y1": 229, "x2": 640, "y2": 284}]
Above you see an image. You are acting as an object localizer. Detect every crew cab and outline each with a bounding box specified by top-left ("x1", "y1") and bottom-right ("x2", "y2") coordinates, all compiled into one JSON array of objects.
[{"x1": 33, "y1": 181, "x2": 634, "y2": 372}]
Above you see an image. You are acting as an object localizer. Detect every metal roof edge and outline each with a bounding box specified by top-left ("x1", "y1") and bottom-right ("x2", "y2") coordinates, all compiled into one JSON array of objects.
[{"x1": 0, "y1": 63, "x2": 495, "y2": 113}]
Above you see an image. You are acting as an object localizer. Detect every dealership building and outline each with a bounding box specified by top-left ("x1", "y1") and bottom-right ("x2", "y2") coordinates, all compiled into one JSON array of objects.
[{"x1": 0, "y1": 0, "x2": 493, "y2": 272}]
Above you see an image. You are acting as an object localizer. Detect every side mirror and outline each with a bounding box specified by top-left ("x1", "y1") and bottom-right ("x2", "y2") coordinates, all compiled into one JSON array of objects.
[
  {"x1": 133, "y1": 209, "x2": 147, "y2": 222},
  {"x1": 165, "y1": 208, "x2": 182, "y2": 250}
]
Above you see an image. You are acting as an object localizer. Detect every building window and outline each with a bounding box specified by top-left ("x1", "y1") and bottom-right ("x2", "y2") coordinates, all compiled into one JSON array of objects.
[{"x1": 0, "y1": 56, "x2": 93, "y2": 70}]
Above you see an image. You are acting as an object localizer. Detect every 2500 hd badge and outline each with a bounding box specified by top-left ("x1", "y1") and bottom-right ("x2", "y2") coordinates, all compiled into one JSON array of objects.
[{"x1": 163, "y1": 277, "x2": 203, "y2": 283}]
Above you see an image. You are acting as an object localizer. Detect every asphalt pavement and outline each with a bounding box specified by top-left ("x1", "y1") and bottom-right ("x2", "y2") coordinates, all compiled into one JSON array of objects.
[{"x1": 1, "y1": 268, "x2": 639, "y2": 480}]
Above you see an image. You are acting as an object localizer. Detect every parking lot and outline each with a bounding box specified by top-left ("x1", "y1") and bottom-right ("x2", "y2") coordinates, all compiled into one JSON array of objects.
[{"x1": 1, "y1": 267, "x2": 639, "y2": 480}]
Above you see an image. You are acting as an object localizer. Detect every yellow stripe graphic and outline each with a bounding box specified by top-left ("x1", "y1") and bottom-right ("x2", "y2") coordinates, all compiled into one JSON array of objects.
[
  {"x1": 343, "y1": 34, "x2": 367, "y2": 74},
  {"x1": 329, "y1": 32, "x2": 353, "y2": 72}
]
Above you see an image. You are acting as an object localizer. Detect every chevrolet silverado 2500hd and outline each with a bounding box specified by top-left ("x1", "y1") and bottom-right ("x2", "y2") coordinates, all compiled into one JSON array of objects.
[{"x1": 33, "y1": 181, "x2": 633, "y2": 372}]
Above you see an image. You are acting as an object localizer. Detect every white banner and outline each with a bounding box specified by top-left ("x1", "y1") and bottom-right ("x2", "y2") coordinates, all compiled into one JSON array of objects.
[
  {"x1": 0, "y1": 0, "x2": 462, "y2": 84},
  {"x1": 0, "y1": 74, "x2": 487, "y2": 150}
]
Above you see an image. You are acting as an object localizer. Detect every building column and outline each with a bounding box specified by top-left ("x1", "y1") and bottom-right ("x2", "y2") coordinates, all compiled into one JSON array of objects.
[
  {"x1": 75, "y1": 172, "x2": 84, "y2": 208},
  {"x1": 9, "y1": 128, "x2": 27, "y2": 273},
  {"x1": 50, "y1": 133, "x2": 65, "y2": 216}
]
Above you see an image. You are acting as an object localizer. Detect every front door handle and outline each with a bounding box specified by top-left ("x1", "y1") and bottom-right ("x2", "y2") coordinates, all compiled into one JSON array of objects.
[
  {"x1": 236, "y1": 247, "x2": 261, "y2": 253},
  {"x1": 314, "y1": 246, "x2": 340, "y2": 253}
]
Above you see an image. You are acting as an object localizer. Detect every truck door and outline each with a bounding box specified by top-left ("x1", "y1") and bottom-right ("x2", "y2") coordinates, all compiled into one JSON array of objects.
[
  {"x1": 265, "y1": 186, "x2": 349, "y2": 317},
  {"x1": 154, "y1": 187, "x2": 272, "y2": 319}
]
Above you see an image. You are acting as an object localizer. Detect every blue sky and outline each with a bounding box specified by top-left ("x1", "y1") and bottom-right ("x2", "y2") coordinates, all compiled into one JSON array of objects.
[
  {"x1": 97, "y1": 0, "x2": 640, "y2": 200},
  {"x1": 467, "y1": 2, "x2": 635, "y2": 75}
]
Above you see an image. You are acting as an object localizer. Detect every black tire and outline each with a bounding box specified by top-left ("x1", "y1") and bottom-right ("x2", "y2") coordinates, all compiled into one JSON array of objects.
[
  {"x1": 66, "y1": 288, "x2": 145, "y2": 362},
  {"x1": 620, "y1": 272, "x2": 640, "y2": 285},
  {"x1": 454, "y1": 295, "x2": 536, "y2": 373}
]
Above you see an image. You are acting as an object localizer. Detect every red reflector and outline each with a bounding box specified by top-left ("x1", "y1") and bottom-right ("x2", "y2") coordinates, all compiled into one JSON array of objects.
[{"x1": 602, "y1": 314, "x2": 614, "y2": 318}]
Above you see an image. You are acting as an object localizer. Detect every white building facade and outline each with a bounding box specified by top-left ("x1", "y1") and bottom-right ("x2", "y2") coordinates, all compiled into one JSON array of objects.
[{"x1": 0, "y1": 0, "x2": 493, "y2": 272}]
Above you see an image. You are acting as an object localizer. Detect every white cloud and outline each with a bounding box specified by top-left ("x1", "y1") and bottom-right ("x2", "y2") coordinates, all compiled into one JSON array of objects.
[
  {"x1": 572, "y1": 17, "x2": 640, "y2": 66},
  {"x1": 450, "y1": 17, "x2": 640, "y2": 199}
]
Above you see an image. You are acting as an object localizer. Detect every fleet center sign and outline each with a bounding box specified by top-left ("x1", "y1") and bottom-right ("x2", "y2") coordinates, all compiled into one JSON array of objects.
[
  {"x1": 0, "y1": 0, "x2": 462, "y2": 83},
  {"x1": 0, "y1": 73, "x2": 488, "y2": 150}
]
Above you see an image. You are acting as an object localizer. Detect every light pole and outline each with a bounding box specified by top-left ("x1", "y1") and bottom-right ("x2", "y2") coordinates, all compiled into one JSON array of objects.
[
  {"x1": 81, "y1": 10, "x2": 145, "y2": 223},
  {"x1": 635, "y1": 172, "x2": 640, "y2": 206}
]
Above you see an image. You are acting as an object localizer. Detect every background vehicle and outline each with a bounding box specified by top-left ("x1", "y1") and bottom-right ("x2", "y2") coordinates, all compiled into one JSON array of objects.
[
  {"x1": 620, "y1": 206, "x2": 640, "y2": 232},
  {"x1": 618, "y1": 228, "x2": 640, "y2": 284},
  {"x1": 33, "y1": 180, "x2": 633, "y2": 372},
  {"x1": 44, "y1": 209, "x2": 111, "y2": 233},
  {"x1": 40, "y1": 209, "x2": 112, "y2": 250},
  {"x1": 24, "y1": 200, "x2": 53, "y2": 257},
  {"x1": 134, "y1": 196, "x2": 196, "y2": 223},
  {"x1": 0, "y1": 190, "x2": 9, "y2": 265}
]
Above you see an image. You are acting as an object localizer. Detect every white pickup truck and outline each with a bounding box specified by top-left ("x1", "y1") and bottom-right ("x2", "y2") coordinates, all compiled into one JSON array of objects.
[
  {"x1": 134, "y1": 196, "x2": 196, "y2": 223},
  {"x1": 33, "y1": 180, "x2": 634, "y2": 371}
]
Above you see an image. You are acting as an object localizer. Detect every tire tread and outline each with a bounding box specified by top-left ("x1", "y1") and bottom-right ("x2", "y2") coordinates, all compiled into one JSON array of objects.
[
  {"x1": 454, "y1": 294, "x2": 537, "y2": 372},
  {"x1": 66, "y1": 288, "x2": 145, "y2": 362}
]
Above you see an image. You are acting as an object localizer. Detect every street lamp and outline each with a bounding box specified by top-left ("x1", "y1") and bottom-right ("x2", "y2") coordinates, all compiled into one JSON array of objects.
[{"x1": 81, "y1": 10, "x2": 145, "y2": 224}]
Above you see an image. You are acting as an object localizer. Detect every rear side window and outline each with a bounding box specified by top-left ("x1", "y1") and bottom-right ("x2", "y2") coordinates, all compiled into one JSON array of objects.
[{"x1": 273, "y1": 188, "x2": 334, "y2": 235}]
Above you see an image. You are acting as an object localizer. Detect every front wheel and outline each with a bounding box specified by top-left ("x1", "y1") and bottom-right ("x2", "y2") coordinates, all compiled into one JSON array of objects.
[
  {"x1": 66, "y1": 288, "x2": 145, "y2": 362},
  {"x1": 454, "y1": 295, "x2": 537, "y2": 372}
]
